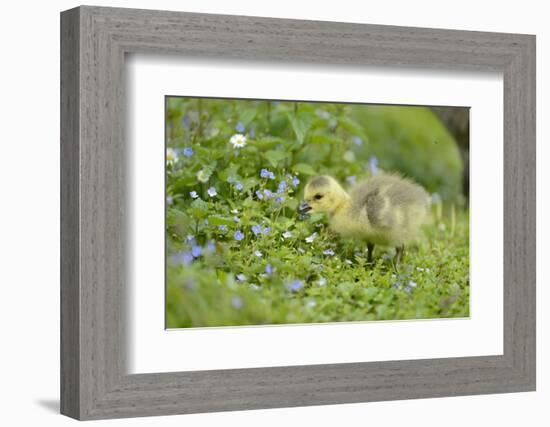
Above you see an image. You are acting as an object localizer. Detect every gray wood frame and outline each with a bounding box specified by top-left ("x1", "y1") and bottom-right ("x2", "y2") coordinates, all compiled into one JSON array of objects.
[{"x1": 60, "y1": 5, "x2": 536, "y2": 420}]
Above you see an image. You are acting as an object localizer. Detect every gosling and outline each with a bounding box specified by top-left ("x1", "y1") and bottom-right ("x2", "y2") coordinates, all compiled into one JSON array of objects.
[{"x1": 298, "y1": 174, "x2": 430, "y2": 264}]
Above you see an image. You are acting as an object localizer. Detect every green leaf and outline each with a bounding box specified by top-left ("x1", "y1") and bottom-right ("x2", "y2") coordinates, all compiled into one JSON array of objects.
[
  {"x1": 309, "y1": 134, "x2": 343, "y2": 145},
  {"x1": 207, "y1": 215, "x2": 235, "y2": 227},
  {"x1": 292, "y1": 163, "x2": 317, "y2": 176},
  {"x1": 188, "y1": 198, "x2": 209, "y2": 219},
  {"x1": 287, "y1": 112, "x2": 312, "y2": 145},
  {"x1": 218, "y1": 164, "x2": 240, "y2": 182},
  {"x1": 262, "y1": 150, "x2": 288, "y2": 167},
  {"x1": 239, "y1": 109, "x2": 257, "y2": 127},
  {"x1": 308, "y1": 213, "x2": 325, "y2": 223}
]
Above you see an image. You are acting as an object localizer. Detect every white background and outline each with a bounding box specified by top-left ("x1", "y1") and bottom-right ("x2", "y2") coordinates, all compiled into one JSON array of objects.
[
  {"x1": 0, "y1": 0, "x2": 547, "y2": 426},
  {"x1": 129, "y1": 57, "x2": 503, "y2": 373}
]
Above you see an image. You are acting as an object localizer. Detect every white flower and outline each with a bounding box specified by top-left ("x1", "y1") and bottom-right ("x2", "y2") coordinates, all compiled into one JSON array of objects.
[
  {"x1": 282, "y1": 231, "x2": 292, "y2": 239},
  {"x1": 318, "y1": 277, "x2": 327, "y2": 286},
  {"x1": 254, "y1": 250, "x2": 263, "y2": 257},
  {"x1": 345, "y1": 259, "x2": 353, "y2": 265},
  {"x1": 197, "y1": 169, "x2": 210, "y2": 183},
  {"x1": 166, "y1": 148, "x2": 178, "y2": 164},
  {"x1": 189, "y1": 191, "x2": 198, "y2": 199},
  {"x1": 229, "y1": 133, "x2": 247, "y2": 148},
  {"x1": 307, "y1": 300, "x2": 317, "y2": 308},
  {"x1": 305, "y1": 232, "x2": 318, "y2": 243},
  {"x1": 207, "y1": 187, "x2": 217, "y2": 197},
  {"x1": 230, "y1": 209, "x2": 239, "y2": 214}
]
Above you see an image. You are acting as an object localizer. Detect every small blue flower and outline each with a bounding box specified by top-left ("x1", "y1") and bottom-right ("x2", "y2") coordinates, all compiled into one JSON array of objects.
[
  {"x1": 353, "y1": 136, "x2": 363, "y2": 146},
  {"x1": 251, "y1": 225, "x2": 262, "y2": 235},
  {"x1": 263, "y1": 189, "x2": 273, "y2": 198},
  {"x1": 170, "y1": 251, "x2": 193, "y2": 266},
  {"x1": 291, "y1": 176, "x2": 300, "y2": 187},
  {"x1": 235, "y1": 122, "x2": 245, "y2": 133},
  {"x1": 286, "y1": 280, "x2": 304, "y2": 292},
  {"x1": 181, "y1": 115, "x2": 191, "y2": 128},
  {"x1": 234, "y1": 230, "x2": 245, "y2": 241},
  {"x1": 207, "y1": 187, "x2": 217, "y2": 197},
  {"x1": 236, "y1": 273, "x2": 246, "y2": 282},
  {"x1": 305, "y1": 232, "x2": 318, "y2": 243},
  {"x1": 207, "y1": 240, "x2": 216, "y2": 252},
  {"x1": 186, "y1": 235, "x2": 196, "y2": 243},
  {"x1": 204, "y1": 219, "x2": 209, "y2": 225},
  {"x1": 235, "y1": 181, "x2": 243, "y2": 191},
  {"x1": 318, "y1": 277, "x2": 327, "y2": 286},
  {"x1": 218, "y1": 225, "x2": 227, "y2": 232},
  {"x1": 369, "y1": 155, "x2": 379, "y2": 175},
  {"x1": 191, "y1": 245, "x2": 202, "y2": 258},
  {"x1": 282, "y1": 231, "x2": 292, "y2": 239},
  {"x1": 254, "y1": 250, "x2": 263, "y2": 257},
  {"x1": 189, "y1": 191, "x2": 198, "y2": 199},
  {"x1": 408, "y1": 280, "x2": 418, "y2": 288},
  {"x1": 260, "y1": 168, "x2": 275, "y2": 180},
  {"x1": 275, "y1": 196, "x2": 285, "y2": 203},
  {"x1": 323, "y1": 249, "x2": 335, "y2": 256},
  {"x1": 255, "y1": 190, "x2": 264, "y2": 200},
  {"x1": 263, "y1": 227, "x2": 270, "y2": 235},
  {"x1": 231, "y1": 296, "x2": 243, "y2": 309},
  {"x1": 233, "y1": 216, "x2": 240, "y2": 223},
  {"x1": 183, "y1": 147, "x2": 193, "y2": 157},
  {"x1": 265, "y1": 264, "x2": 274, "y2": 275},
  {"x1": 249, "y1": 127, "x2": 256, "y2": 138},
  {"x1": 346, "y1": 176, "x2": 356, "y2": 185},
  {"x1": 277, "y1": 181, "x2": 287, "y2": 193}
]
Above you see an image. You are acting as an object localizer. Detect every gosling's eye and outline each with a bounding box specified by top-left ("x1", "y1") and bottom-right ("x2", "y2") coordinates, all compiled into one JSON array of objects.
[{"x1": 314, "y1": 194, "x2": 324, "y2": 201}]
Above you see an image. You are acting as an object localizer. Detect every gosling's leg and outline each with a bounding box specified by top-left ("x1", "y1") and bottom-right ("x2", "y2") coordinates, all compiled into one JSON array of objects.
[
  {"x1": 367, "y1": 242, "x2": 375, "y2": 264},
  {"x1": 395, "y1": 244, "x2": 405, "y2": 264}
]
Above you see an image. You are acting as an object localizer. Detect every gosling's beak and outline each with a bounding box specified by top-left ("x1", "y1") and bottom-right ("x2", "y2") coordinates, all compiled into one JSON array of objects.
[{"x1": 298, "y1": 201, "x2": 312, "y2": 215}]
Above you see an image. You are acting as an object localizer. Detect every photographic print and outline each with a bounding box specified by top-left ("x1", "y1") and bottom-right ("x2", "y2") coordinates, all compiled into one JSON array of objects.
[{"x1": 165, "y1": 97, "x2": 470, "y2": 328}]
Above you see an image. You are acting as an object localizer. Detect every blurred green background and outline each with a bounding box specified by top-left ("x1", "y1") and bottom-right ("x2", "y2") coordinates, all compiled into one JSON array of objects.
[{"x1": 165, "y1": 98, "x2": 469, "y2": 328}]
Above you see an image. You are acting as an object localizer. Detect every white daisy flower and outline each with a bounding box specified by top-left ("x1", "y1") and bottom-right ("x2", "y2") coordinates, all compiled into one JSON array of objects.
[
  {"x1": 166, "y1": 148, "x2": 178, "y2": 164},
  {"x1": 197, "y1": 169, "x2": 210, "y2": 183},
  {"x1": 229, "y1": 133, "x2": 247, "y2": 148}
]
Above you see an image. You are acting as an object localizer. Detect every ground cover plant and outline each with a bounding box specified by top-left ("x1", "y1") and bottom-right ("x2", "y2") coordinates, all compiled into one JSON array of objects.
[{"x1": 165, "y1": 97, "x2": 469, "y2": 328}]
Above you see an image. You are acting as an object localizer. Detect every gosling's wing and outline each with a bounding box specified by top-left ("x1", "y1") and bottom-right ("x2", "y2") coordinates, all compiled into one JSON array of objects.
[{"x1": 351, "y1": 183, "x2": 395, "y2": 228}]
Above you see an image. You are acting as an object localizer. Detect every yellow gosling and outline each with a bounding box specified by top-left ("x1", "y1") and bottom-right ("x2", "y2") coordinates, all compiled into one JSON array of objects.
[{"x1": 299, "y1": 174, "x2": 430, "y2": 263}]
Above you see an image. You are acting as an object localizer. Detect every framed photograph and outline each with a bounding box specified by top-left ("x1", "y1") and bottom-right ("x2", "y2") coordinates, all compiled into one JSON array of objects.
[{"x1": 61, "y1": 6, "x2": 536, "y2": 420}]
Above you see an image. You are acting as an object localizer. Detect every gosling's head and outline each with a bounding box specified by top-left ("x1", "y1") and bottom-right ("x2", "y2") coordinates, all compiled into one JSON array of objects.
[{"x1": 299, "y1": 175, "x2": 349, "y2": 215}]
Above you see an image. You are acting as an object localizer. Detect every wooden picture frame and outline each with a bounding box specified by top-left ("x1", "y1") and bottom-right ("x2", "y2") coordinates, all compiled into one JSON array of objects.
[{"x1": 60, "y1": 5, "x2": 536, "y2": 420}]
